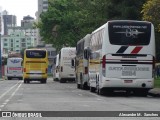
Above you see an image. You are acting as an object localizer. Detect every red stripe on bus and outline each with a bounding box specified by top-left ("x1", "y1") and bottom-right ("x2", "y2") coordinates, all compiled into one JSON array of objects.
[{"x1": 131, "y1": 46, "x2": 142, "y2": 54}]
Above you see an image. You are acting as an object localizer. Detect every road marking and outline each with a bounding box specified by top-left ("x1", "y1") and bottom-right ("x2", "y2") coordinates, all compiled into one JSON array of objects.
[
  {"x1": 97, "y1": 98, "x2": 102, "y2": 101},
  {"x1": 0, "y1": 81, "x2": 22, "y2": 109},
  {"x1": 78, "y1": 94, "x2": 83, "y2": 96},
  {"x1": 0, "y1": 105, "x2": 4, "y2": 108},
  {"x1": 10, "y1": 82, "x2": 22, "y2": 97},
  {"x1": 5, "y1": 99, "x2": 9, "y2": 103},
  {"x1": 0, "y1": 81, "x2": 21, "y2": 100}
]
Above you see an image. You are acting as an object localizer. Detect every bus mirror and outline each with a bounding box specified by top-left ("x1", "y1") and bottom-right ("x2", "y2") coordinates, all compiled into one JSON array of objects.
[{"x1": 71, "y1": 59, "x2": 75, "y2": 67}]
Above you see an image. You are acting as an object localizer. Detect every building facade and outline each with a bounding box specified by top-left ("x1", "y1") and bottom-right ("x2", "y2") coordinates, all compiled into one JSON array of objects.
[
  {"x1": 21, "y1": 15, "x2": 34, "y2": 28},
  {"x1": 36, "y1": 0, "x2": 48, "y2": 45},
  {"x1": 1, "y1": 31, "x2": 35, "y2": 55},
  {"x1": 7, "y1": 15, "x2": 38, "y2": 46},
  {"x1": 2, "y1": 10, "x2": 17, "y2": 35},
  {"x1": 38, "y1": 0, "x2": 48, "y2": 19}
]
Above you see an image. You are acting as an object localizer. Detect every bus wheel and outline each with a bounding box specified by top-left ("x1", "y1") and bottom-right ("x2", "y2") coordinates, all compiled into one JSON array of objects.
[
  {"x1": 24, "y1": 79, "x2": 27, "y2": 83},
  {"x1": 27, "y1": 79, "x2": 30, "y2": 83},
  {"x1": 43, "y1": 79, "x2": 47, "y2": 83},
  {"x1": 134, "y1": 89, "x2": 148, "y2": 97},
  {"x1": 99, "y1": 89, "x2": 105, "y2": 95},
  {"x1": 83, "y1": 83, "x2": 88, "y2": 90},
  {"x1": 8, "y1": 77, "x2": 11, "y2": 80},
  {"x1": 90, "y1": 86, "x2": 96, "y2": 92},
  {"x1": 77, "y1": 84, "x2": 80, "y2": 89},
  {"x1": 60, "y1": 79, "x2": 65, "y2": 83}
]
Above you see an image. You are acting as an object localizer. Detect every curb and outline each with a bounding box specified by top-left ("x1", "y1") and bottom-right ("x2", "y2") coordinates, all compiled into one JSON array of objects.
[
  {"x1": 148, "y1": 92, "x2": 160, "y2": 97},
  {"x1": 148, "y1": 88, "x2": 160, "y2": 97}
]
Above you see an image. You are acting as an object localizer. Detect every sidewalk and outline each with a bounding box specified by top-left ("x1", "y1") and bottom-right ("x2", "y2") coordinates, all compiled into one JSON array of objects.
[{"x1": 148, "y1": 88, "x2": 160, "y2": 97}]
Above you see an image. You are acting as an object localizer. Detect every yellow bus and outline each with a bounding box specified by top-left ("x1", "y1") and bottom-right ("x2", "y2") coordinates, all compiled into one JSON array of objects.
[{"x1": 23, "y1": 48, "x2": 48, "y2": 83}]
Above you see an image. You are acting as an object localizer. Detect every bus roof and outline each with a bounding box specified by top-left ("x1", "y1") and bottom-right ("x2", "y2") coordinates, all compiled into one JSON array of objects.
[
  {"x1": 92, "y1": 20, "x2": 152, "y2": 34},
  {"x1": 25, "y1": 48, "x2": 47, "y2": 51},
  {"x1": 8, "y1": 57, "x2": 23, "y2": 60}
]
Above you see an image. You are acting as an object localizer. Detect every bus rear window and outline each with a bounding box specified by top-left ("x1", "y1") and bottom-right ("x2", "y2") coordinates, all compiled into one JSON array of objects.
[
  {"x1": 26, "y1": 50, "x2": 46, "y2": 58},
  {"x1": 108, "y1": 21, "x2": 151, "y2": 45}
]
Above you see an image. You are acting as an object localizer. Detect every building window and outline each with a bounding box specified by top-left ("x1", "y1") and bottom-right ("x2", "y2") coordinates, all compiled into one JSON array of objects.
[
  {"x1": 11, "y1": 43, "x2": 13, "y2": 47},
  {"x1": 4, "y1": 43, "x2": 8, "y2": 46},
  {"x1": 21, "y1": 38, "x2": 26, "y2": 42},
  {"x1": 43, "y1": 1, "x2": 48, "y2": 4},
  {"x1": 21, "y1": 43, "x2": 26, "y2": 47},
  {"x1": 4, "y1": 39, "x2": 7, "y2": 42}
]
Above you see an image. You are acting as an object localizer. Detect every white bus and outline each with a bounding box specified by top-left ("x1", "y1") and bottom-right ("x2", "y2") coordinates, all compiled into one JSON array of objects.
[
  {"x1": 53, "y1": 54, "x2": 60, "y2": 81},
  {"x1": 88, "y1": 20, "x2": 155, "y2": 96},
  {"x1": 75, "y1": 34, "x2": 91, "y2": 89},
  {"x1": 59, "y1": 47, "x2": 76, "y2": 83},
  {"x1": 6, "y1": 57, "x2": 23, "y2": 80}
]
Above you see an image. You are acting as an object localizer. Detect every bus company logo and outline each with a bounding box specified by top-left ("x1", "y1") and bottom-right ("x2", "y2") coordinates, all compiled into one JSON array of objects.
[
  {"x1": 11, "y1": 59, "x2": 20, "y2": 63},
  {"x1": 115, "y1": 28, "x2": 145, "y2": 38}
]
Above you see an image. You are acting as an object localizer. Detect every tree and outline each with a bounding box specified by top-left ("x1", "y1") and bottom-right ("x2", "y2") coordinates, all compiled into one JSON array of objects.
[
  {"x1": 37, "y1": 0, "x2": 146, "y2": 51},
  {"x1": 141, "y1": 0, "x2": 160, "y2": 32},
  {"x1": 141, "y1": 0, "x2": 160, "y2": 61}
]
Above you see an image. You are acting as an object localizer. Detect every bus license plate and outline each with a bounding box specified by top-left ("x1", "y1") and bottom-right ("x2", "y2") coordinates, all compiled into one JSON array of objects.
[{"x1": 124, "y1": 80, "x2": 133, "y2": 83}]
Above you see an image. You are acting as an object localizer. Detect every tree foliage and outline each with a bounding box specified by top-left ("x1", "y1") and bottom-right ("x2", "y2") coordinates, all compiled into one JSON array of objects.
[
  {"x1": 37, "y1": 0, "x2": 146, "y2": 51},
  {"x1": 141, "y1": 0, "x2": 160, "y2": 61},
  {"x1": 141, "y1": 0, "x2": 160, "y2": 32}
]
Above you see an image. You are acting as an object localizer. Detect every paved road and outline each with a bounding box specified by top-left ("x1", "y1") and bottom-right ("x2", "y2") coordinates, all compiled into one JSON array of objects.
[{"x1": 0, "y1": 78, "x2": 159, "y2": 120}]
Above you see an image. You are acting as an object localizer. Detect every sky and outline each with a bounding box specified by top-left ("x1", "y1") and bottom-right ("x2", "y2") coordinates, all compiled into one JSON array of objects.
[{"x1": 0, "y1": 0, "x2": 38, "y2": 26}]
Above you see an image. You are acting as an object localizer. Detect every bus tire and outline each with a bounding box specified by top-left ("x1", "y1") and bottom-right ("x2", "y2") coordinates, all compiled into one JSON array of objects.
[
  {"x1": 134, "y1": 89, "x2": 148, "y2": 97},
  {"x1": 77, "y1": 84, "x2": 80, "y2": 89},
  {"x1": 90, "y1": 86, "x2": 96, "y2": 92},
  {"x1": 8, "y1": 77, "x2": 11, "y2": 80},
  {"x1": 24, "y1": 79, "x2": 27, "y2": 83},
  {"x1": 43, "y1": 79, "x2": 47, "y2": 83},
  {"x1": 27, "y1": 79, "x2": 30, "y2": 83},
  {"x1": 83, "y1": 83, "x2": 88, "y2": 90},
  {"x1": 60, "y1": 79, "x2": 65, "y2": 83},
  {"x1": 98, "y1": 88, "x2": 104, "y2": 95}
]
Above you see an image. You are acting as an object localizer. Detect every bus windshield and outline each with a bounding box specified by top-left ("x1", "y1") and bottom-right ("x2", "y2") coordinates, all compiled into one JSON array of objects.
[
  {"x1": 7, "y1": 58, "x2": 23, "y2": 67},
  {"x1": 108, "y1": 21, "x2": 151, "y2": 45},
  {"x1": 26, "y1": 50, "x2": 46, "y2": 58}
]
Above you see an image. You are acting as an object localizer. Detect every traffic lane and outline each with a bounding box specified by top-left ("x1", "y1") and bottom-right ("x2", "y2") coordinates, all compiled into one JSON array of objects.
[
  {"x1": 0, "y1": 80, "x2": 21, "y2": 94},
  {"x1": 1, "y1": 81, "x2": 160, "y2": 110},
  {"x1": 2, "y1": 78, "x2": 160, "y2": 112},
  {"x1": 46, "y1": 80, "x2": 160, "y2": 111},
  {"x1": 0, "y1": 81, "x2": 160, "y2": 120},
  {"x1": 0, "y1": 80, "x2": 23, "y2": 111},
  {"x1": 0, "y1": 80, "x2": 22, "y2": 100}
]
